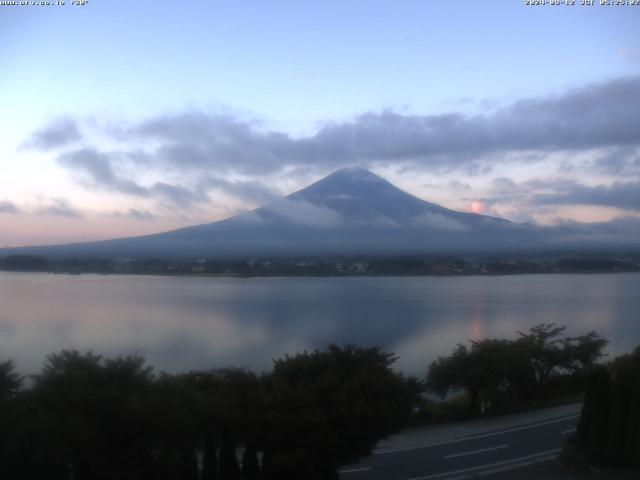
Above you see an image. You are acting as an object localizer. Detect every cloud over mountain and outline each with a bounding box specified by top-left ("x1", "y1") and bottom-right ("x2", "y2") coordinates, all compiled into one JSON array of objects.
[{"x1": 23, "y1": 76, "x2": 640, "y2": 227}]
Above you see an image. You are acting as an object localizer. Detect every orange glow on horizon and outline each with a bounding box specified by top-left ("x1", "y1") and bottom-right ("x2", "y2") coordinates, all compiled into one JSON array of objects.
[{"x1": 469, "y1": 201, "x2": 484, "y2": 214}]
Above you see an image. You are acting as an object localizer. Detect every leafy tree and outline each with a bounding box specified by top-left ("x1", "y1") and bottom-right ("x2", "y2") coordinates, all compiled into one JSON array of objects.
[
  {"x1": 427, "y1": 324, "x2": 608, "y2": 413},
  {"x1": 261, "y1": 344, "x2": 418, "y2": 479},
  {"x1": 515, "y1": 323, "x2": 570, "y2": 394},
  {"x1": 562, "y1": 331, "x2": 609, "y2": 371},
  {"x1": 426, "y1": 344, "x2": 468, "y2": 399},
  {"x1": 427, "y1": 339, "x2": 516, "y2": 413},
  {"x1": 30, "y1": 350, "x2": 156, "y2": 480}
]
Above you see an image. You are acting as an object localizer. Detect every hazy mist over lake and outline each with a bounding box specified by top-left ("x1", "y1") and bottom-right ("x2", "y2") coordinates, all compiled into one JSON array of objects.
[{"x1": 1, "y1": 272, "x2": 638, "y2": 376}]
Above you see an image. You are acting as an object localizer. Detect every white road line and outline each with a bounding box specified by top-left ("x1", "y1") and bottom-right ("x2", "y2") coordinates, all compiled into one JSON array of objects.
[
  {"x1": 375, "y1": 414, "x2": 579, "y2": 455},
  {"x1": 561, "y1": 428, "x2": 577, "y2": 434},
  {"x1": 339, "y1": 467, "x2": 372, "y2": 474},
  {"x1": 477, "y1": 453, "x2": 555, "y2": 477},
  {"x1": 443, "y1": 444, "x2": 508, "y2": 459},
  {"x1": 407, "y1": 448, "x2": 562, "y2": 480}
]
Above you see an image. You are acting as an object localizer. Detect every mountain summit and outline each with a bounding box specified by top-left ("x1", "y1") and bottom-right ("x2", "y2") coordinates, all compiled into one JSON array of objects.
[
  {"x1": 1, "y1": 168, "x2": 538, "y2": 258},
  {"x1": 289, "y1": 167, "x2": 495, "y2": 228},
  {"x1": 290, "y1": 167, "x2": 441, "y2": 224}
]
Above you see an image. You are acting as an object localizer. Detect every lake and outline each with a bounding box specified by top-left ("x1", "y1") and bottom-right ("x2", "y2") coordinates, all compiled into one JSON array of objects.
[{"x1": 1, "y1": 272, "x2": 639, "y2": 376}]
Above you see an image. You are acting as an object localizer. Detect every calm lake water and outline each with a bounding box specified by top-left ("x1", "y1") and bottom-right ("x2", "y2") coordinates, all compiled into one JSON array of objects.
[{"x1": 1, "y1": 272, "x2": 639, "y2": 375}]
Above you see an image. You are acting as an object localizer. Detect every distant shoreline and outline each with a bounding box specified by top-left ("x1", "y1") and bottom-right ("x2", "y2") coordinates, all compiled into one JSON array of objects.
[
  {"x1": 2, "y1": 270, "x2": 639, "y2": 280},
  {"x1": 2, "y1": 253, "x2": 639, "y2": 278}
]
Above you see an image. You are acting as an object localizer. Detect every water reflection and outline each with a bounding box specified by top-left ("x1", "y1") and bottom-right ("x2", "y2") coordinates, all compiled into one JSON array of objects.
[{"x1": 0, "y1": 272, "x2": 638, "y2": 375}]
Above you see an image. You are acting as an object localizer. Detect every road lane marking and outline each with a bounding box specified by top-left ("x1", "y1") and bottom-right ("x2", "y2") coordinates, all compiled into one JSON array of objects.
[
  {"x1": 375, "y1": 414, "x2": 579, "y2": 455},
  {"x1": 339, "y1": 467, "x2": 372, "y2": 474},
  {"x1": 477, "y1": 453, "x2": 555, "y2": 477},
  {"x1": 561, "y1": 428, "x2": 576, "y2": 434},
  {"x1": 443, "y1": 444, "x2": 508, "y2": 459},
  {"x1": 407, "y1": 448, "x2": 562, "y2": 480}
]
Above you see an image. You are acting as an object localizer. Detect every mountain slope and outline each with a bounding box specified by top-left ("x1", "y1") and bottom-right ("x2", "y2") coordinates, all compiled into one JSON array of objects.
[{"x1": 2, "y1": 168, "x2": 540, "y2": 258}]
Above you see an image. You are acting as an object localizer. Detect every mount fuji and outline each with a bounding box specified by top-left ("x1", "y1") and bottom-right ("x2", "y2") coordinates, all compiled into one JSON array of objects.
[{"x1": 2, "y1": 168, "x2": 548, "y2": 258}]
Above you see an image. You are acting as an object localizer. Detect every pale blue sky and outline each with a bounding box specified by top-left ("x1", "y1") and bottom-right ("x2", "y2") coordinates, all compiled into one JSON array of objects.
[
  {"x1": 1, "y1": 1, "x2": 639, "y2": 245},
  {"x1": 3, "y1": 1, "x2": 638, "y2": 127}
]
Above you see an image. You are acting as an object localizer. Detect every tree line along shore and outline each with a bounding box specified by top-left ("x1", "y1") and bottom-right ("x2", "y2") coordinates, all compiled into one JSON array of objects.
[{"x1": 1, "y1": 253, "x2": 640, "y2": 276}]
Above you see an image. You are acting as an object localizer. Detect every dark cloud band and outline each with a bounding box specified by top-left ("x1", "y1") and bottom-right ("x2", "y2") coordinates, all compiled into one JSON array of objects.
[
  {"x1": 124, "y1": 76, "x2": 640, "y2": 173},
  {"x1": 535, "y1": 181, "x2": 640, "y2": 211},
  {"x1": 46, "y1": 76, "x2": 640, "y2": 214}
]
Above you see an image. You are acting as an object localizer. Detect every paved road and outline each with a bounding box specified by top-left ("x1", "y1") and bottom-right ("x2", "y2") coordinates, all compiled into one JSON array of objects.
[{"x1": 339, "y1": 410, "x2": 580, "y2": 480}]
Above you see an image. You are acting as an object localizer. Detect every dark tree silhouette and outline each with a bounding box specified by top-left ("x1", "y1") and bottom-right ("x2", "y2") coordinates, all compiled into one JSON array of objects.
[
  {"x1": 261, "y1": 344, "x2": 418, "y2": 479},
  {"x1": 575, "y1": 346, "x2": 640, "y2": 467},
  {"x1": 426, "y1": 339, "x2": 515, "y2": 413},
  {"x1": 0, "y1": 359, "x2": 22, "y2": 401},
  {"x1": 30, "y1": 350, "x2": 156, "y2": 480},
  {"x1": 1, "y1": 254, "x2": 49, "y2": 271},
  {"x1": 0, "y1": 345, "x2": 418, "y2": 480},
  {"x1": 427, "y1": 324, "x2": 608, "y2": 413}
]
